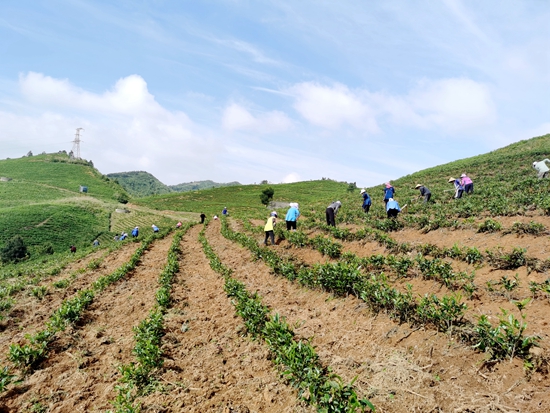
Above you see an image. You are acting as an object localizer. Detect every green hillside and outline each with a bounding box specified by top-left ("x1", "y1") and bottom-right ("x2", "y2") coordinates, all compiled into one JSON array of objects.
[
  {"x1": 107, "y1": 171, "x2": 172, "y2": 197},
  {"x1": 107, "y1": 171, "x2": 242, "y2": 197},
  {"x1": 0, "y1": 153, "x2": 130, "y2": 258},
  {"x1": 168, "y1": 180, "x2": 241, "y2": 192},
  {"x1": 135, "y1": 133, "x2": 550, "y2": 223}
]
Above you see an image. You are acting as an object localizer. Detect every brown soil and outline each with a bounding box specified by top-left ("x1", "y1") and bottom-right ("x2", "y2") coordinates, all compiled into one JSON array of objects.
[{"x1": 1, "y1": 219, "x2": 549, "y2": 412}]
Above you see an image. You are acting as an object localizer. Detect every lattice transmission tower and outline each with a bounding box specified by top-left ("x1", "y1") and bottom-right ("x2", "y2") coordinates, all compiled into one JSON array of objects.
[{"x1": 71, "y1": 128, "x2": 84, "y2": 159}]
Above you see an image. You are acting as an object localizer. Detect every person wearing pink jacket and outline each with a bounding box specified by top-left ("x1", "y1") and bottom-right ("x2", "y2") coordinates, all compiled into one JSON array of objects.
[{"x1": 460, "y1": 173, "x2": 473, "y2": 194}]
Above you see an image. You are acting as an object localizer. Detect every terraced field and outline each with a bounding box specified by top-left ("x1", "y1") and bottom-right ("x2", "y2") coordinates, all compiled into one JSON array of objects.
[{"x1": 0, "y1": 210, "x2": 548, "y2": 412}]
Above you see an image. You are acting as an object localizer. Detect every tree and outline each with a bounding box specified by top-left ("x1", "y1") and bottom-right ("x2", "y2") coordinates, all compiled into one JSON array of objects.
[
  {"x1": 347, "y1": 182, "x2": 357, "y2": 192},
  {"x1": 0, "y1": 236, "x2": 29, "y2": 263},
  {"x1": 115, "y1": 192, "x2": 130, "y2": 204},
  {"x1": 260, "y1": 187, "x2": 275, "y2": 206}
]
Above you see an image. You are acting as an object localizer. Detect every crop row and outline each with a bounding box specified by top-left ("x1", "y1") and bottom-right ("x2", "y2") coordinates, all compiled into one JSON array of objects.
[
  {"x1": 0, "y1": 227, "x2": 173, "y2": 394},
  {"x1": 307, "y1": 223, "x2": 550, "y2": 273},
  {"x1": 199, "y1": 227, "x2": 374, "y2": 412},
  {"x1": 110, "y1": 223, "x2": 192, "y2": 412},
  {"x1": 222, "y1": 218, "x2": 541, "y2": 365}
]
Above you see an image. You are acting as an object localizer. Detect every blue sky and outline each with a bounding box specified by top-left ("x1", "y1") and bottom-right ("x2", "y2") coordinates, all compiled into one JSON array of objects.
[{"x1": 1, "y1": 0, "x2": 549, "y2": 187}]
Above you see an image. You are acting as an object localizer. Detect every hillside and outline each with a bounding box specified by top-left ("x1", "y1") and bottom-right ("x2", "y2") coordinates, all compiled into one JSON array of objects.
[
  {"x1": 0, "y1": 134, "x2": 549, "y2": 412},
  {"x1": 107, "y1": 170, "x2": 241, "y2": 197},
  {"x1": 0, "y1": 153, "x2": 195, "y2": 259},
  {"x1": 106, "y1": 171, "x2": 172, "y2": 197},
  {"x1": 134, "y1": 133, "x2": 550, "y2": 221}
]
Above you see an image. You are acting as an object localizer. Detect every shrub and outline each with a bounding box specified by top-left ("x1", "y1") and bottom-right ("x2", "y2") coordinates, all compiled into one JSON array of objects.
[
  {"x1": 260, "y1": 187, "x2": 275, "y2": 206},
  {"x1": 478, "y1": 219, "x2": 502, "y2": 233},
  {"x1": 0, "y1": 236, "x2": 29, "y2": 263}
]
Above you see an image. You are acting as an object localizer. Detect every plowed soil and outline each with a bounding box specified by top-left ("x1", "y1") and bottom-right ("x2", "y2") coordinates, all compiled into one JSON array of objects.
[{"x1": 1, "y1": 217, "x2": 549, "y2": 412}]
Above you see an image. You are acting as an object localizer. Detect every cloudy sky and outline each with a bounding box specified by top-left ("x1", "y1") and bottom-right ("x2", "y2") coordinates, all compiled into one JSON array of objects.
[{"x1": 1, "y1": 1, "x2": 549, "y2": 187}]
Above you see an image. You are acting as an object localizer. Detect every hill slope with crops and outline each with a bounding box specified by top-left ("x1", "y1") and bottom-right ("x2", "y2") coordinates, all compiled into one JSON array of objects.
[{"x1": 0, "y1": 134, "x2": 548, "y2": 412}]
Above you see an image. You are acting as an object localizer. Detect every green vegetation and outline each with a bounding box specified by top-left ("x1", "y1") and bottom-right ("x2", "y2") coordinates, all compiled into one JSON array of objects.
[
  {"x1": 260, "y1": 186, "x2": 275, "y2": 206},
  {"x1": 107, "y1": 170, "x2": 241, "y2": 197},
  {"x1": 0, "y1": 236, "x2": 28, "y2": 263}
]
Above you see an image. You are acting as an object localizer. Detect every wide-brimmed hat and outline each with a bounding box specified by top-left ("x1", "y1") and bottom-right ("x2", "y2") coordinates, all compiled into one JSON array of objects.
[
  {"x1": 460, "y1": 173, "x2": 467, "y2": 178},
  {"x1": 385, "y1": 182, "x2": 392, "y2": 188},
  {"x1": 415, "y1": 184, "x2": 422, "y2": 189},
  {"x1": 360, "y1": 189, "x2": 365, "y2": 194},
  {"x1": 448, "y1": 177, "x2": 455, "y2": 183},
  {"x1": 388, "y1": 198, "x2": 394, "y2": 202},
  {"x1": 270, "y1": 211, "x2": 278, "y2": 217},
  {"x1": 533, "y1": 161, "x2": 537, "y2": 167}
]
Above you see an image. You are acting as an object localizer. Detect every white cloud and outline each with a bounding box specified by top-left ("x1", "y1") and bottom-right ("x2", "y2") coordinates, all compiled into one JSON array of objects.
[
  {"x1": 282, "y1": 172, "x2": 301, "y2": 183},
  {"x1": 288, "y1": 82, "x2": 379, "y2": 132},
  {"x1": 221, "y1": 103, "x2": 292, "y2": 134}
]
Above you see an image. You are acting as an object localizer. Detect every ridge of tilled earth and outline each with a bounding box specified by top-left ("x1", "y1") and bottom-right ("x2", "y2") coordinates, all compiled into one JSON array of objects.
[
  {"x1": 138, "y1": 225, "x2": 314, "y2": 413},
  {"x1": 0, "y1": 236, "x2": 174, "y2": 412},
  {"x1": 209, "y1": 219, "x2": 550, "y2": 412}
]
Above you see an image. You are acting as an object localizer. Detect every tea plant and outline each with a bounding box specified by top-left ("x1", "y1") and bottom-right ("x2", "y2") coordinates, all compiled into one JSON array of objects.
[
  {"x1": 474, "y1": 309, "x2": 540, "y2": 360},
  {"x1": 478, "y1": 219, "x2": 502, "y2": 233}
]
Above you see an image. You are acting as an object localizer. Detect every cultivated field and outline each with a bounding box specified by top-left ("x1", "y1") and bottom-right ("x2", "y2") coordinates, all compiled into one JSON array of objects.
[{"x1": 0, "y1": 134, "x2": 548, "y2": 412}]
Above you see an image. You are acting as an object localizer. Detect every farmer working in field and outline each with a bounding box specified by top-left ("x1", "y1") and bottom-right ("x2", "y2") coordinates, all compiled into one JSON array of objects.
[
  {"x1": 360, "y1": 189, "x2": 372, "y2": 213},
  {"x1": 152, "y1": 224, "x2": 159, "y2": 233},
  {"x1": 131, "y1": 226, "x2": 139, "y2": 237},
  {"x1": 264, "y1": 211, "x2": 278, "y2": 246},
  {"x1": 325, "y1": 201, "x2": 342, "y2": 227},
  {"x1": 386, "y1": 198, "x2": 401, "y2": 219},
  {"x1": 200, "y1": 213, "x2": 206, "y2": 224},
  {"x1": 460, "y1": 173, "x2": 474, "y2": 194},
  {"x1": 533, "y1": 159, "x2": 550, "y2": 179},
  {"x1": 414, "y1": 184, "x2": 431, "y2": 203},
  {"x1": 383, "y1": 182, "x2": 395, "y2": 206},
  {"x1": 448, "y1": 177, "x2": 464, "y2": 199},
  {"x1": 285, "y1": 203, "x2": 300, "y2": 231}
]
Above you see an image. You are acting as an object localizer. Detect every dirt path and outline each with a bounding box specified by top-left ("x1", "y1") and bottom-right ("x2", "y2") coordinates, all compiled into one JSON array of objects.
[
  {"x1": 204, "y1": 219, "x2": 550, "y2": 412},
  {"x1": 0, "y1": 236, "x2": 174, "y2": 412},
  {"x1": 138, "y1": 225, "x2": 313, "y2": 413}
]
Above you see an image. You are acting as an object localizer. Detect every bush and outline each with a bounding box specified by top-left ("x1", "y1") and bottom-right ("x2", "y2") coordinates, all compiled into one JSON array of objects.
[
  {"x1": 0, "y1": 235, "x2": 29, "y2": 263},
  {"x1": 260, "y1": 187, "x2": 275, "y2": 206}
]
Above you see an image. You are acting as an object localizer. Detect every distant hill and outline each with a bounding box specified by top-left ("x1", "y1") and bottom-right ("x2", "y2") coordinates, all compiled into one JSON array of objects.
[
  {"x1": 168, "y1": 180, "x2": 241, "y2": 192},
  {"x1": 107, "y1": 171, "x2": 172, "y2": 197},
  {"x1": 107, "y1": 171, "x2": 241, "y2": 197}
]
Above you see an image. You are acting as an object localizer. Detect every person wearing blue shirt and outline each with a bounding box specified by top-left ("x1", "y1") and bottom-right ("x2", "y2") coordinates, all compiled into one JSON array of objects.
[
  {"x1": 285, "y1": 203, "x2": 300, "y2": 231},
  {"x1": 360, "y1": 189, "x2": 371, "y2": 213},
  {"x1": 131, "y1": 226, "x2": 139, "y2": 237},
  {"x1": 152, "y1": 224, "x2": 159, "y2": 232},
  {"x1": 448, "y1": 177, "x2": 464, "y2": 199},
  {"x1": 222, "y1": 207, "x2": 228, "y2": 216},
  {"x1": 383, "y1": 182, "x2": 395, "y2": 206},
  {"x1": 386, "y1": 198, "x2": 401, "y2": 219}
]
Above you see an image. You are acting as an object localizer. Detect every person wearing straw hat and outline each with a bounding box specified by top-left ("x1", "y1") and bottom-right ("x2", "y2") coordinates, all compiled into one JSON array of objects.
[
  {"x1": 360, "y1": 189, "x2": 372, "y2": 213},
  {"x1": 414, "y1": 184, "x2": 431, "y2": 203},
  {"x1": 460, "y1": 173, "x2": 474, "y2": 194},
  {"x1": 448, "y1": 177, "x2": 464, "y2": 199}
]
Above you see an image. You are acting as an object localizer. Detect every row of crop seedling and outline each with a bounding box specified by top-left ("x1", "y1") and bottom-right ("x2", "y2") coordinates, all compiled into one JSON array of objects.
[
  {"x1": 221, "y1": 218, "x2": 542, "y2": 366},
  {"x1": 110, "y1": 224, "x2": 191, "y2": 413},
  {"x1": 316, "y1": 223, "x2": 550, "y2": 272},
  {"x1": 199, "y1": 227, "x2": 375, "y2": 412},
  {"x1": 0, "y1": 241, "x2": 129, "y2": 320},
  {"x1": 0, "y1": 228, "x2": 172, "y2": 395}
]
